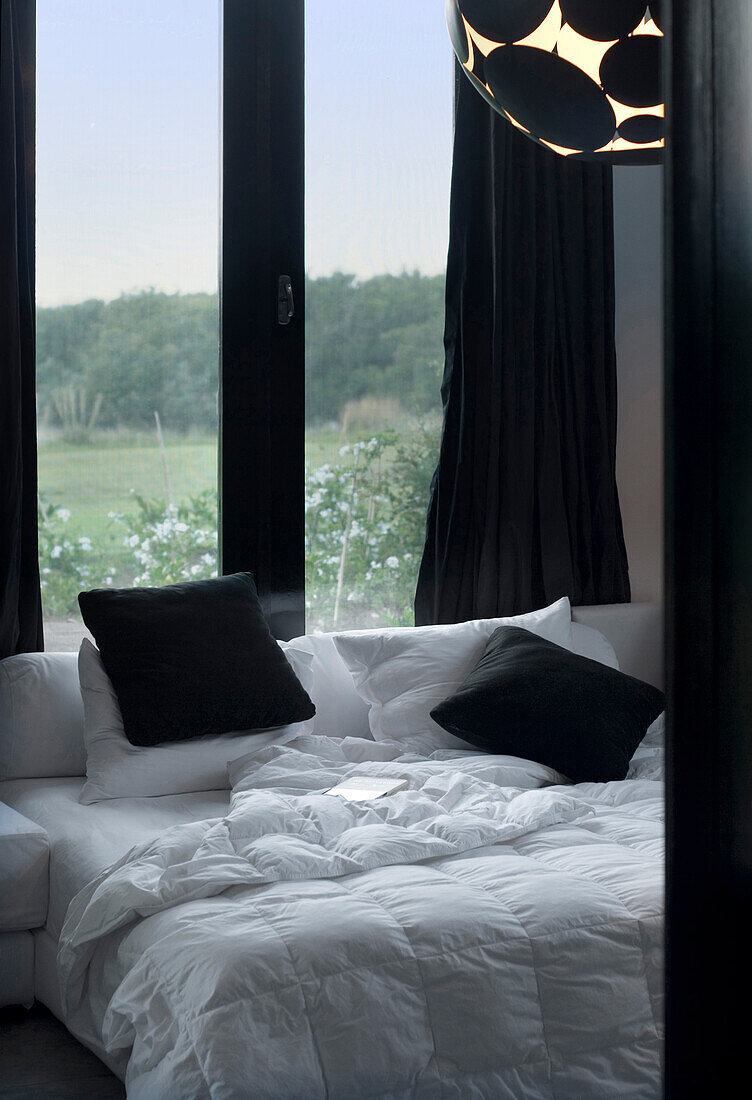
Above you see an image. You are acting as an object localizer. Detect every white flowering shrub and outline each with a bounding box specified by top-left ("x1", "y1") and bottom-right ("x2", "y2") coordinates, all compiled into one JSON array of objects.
[
  {"x1": 37, "y1": 497, "x2": 117, "y2": 615},
  {"x1": 109, "y1": 490, "x2": 217, "y2": 587},
  {"x1": 304, "y1": 423, "x2": 440, "y2": 630}
]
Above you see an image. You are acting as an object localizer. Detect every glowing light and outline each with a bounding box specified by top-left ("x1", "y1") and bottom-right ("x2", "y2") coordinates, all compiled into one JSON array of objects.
[
  {"x1": 447, "y1": 1, "x2": 664, "y2": 163},
  {"x1": 516, "y1": 2, "x2": 562, "y2": 52},
  {"x1": 556, "y1": 24, "x2": 615, "y2": 88}
]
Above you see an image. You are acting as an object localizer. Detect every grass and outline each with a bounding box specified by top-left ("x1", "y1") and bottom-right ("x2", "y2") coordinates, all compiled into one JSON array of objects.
[
  {"x1": 37, "y1": 425, "x2": 376, "y2": 540},
  {"x1": 39, "y1": 437, "x2": 218, "y2": 537}
]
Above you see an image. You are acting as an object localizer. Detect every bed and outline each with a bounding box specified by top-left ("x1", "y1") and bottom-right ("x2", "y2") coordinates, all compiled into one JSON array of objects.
[{"x1": 0, "y1": 601, "x2": 664, "y2": 1099}]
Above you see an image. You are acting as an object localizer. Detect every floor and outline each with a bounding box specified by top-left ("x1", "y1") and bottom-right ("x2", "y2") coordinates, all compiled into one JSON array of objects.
[{"x1": 0, "y1": 1004, "x2": 125, "y2": 1099}]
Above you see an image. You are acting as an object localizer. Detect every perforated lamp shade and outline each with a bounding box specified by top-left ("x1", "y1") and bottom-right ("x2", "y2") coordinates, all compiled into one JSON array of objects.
[{"x1": 446, "y1": 0, "x2": 664, "y2": 163}]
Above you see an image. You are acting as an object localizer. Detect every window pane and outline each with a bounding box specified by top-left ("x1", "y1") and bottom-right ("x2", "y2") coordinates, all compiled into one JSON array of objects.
[
  {"x1": 305, "y1": 2, "x2": 452, "y2": 630},
  {"x1": 36, "y1": 0, "x2": 220, "y2": 650}
]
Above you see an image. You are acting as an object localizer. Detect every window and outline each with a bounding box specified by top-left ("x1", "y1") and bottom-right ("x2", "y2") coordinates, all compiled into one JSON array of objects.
[
  {"x1": 35, "y1": 1, "x2": 451, "y2": 645},
  {"x1": 36, "y1": 0, "x2": 220, "y2": 650},
  {"x1": 304, "y1": 1, "x2": 452, "y2": 629}
]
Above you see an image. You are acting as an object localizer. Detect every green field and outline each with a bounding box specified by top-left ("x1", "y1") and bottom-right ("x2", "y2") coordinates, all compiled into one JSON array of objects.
[
  {"x1": 38, "y1": 427, "x2": 349, "y2": 539},
  {"x1": 39, "y1": 437, "x2": 217, "y2": 535}
]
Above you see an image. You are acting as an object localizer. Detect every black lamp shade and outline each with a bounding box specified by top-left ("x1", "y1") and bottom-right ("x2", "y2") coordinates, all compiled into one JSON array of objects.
[{"x1": 446, "y1": 0, "x2": 664, "y2": 164}]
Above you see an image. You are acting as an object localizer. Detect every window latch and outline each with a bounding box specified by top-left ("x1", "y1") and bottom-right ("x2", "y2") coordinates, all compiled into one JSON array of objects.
[{"x1": 277, "y1": 275, "x2": 294, "y2": 325}]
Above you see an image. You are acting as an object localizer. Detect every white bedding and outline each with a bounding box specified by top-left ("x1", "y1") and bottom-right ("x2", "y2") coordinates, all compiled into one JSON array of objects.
[{"x1": 57, "y1": 736, "x2": 664, "y2": 1099}]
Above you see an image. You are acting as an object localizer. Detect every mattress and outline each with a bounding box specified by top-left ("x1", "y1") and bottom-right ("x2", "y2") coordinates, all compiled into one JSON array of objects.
[{"x1": 0, "y1": 778, "x2": 230, "y2": 940}]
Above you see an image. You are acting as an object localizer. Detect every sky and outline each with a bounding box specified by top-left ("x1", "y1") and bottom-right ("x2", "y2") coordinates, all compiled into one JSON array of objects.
[{"x1": 36, "y1": 1, "x2": 454, "y2": 307}]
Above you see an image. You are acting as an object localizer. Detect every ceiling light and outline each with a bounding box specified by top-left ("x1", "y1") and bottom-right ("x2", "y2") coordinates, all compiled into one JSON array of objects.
[{"x1": 446, "y1": 0, "x2": 664, "y2": 163}]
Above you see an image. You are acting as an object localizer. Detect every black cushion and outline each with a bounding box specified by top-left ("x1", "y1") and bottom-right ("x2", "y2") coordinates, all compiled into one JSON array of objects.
[
  {"x1": 78, "y1": 572, "x2": 315, "y2": 746},
  {"x1": 430, "y1": 625, "x2": 665, "y2": 782}
]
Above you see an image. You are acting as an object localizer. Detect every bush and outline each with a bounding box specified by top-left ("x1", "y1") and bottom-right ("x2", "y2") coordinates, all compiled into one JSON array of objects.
[
  {"x1": 37, "y1": 497, "x2": 116, "y2": 616},
  {"x1": 37, "y1": 422, "x2": 440, "y2": 629},
  {"x1": 304, "y1": 421, "x2": 440, "y2": 629},
  {"x1": 108, "y1": 490, "x2": 218, "y2": 587},
  {"x1": 37, "y1": 276, "x2": 444, "y2": 435}
]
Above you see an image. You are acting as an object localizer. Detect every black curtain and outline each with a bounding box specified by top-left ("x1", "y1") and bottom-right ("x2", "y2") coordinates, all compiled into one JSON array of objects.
[
  {"x1": 415, "y1": 71, "x2": 630, "y2": 625},
  {"x1": 0, "y1": 0, "x2": 43, "y2": 658}
]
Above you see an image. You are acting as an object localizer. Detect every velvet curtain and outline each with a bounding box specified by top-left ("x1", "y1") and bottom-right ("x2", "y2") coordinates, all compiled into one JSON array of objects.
[
  {"x1": 0, "y1": 0, "x2": 43, "y2": 657},
  {"x1": 415, "y1": 70, "x2": 630, "y2": 625}
]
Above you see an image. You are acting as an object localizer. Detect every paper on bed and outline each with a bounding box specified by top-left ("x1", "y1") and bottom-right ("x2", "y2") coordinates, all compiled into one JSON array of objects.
[{"x1": 324, "y1": 776, "x2": 409, "y2": 799}]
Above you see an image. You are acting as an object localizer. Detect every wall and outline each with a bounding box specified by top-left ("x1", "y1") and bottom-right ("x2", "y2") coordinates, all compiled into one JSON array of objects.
[{"x1": 613, "y1": 165, "x2": 664, "y2": 604}]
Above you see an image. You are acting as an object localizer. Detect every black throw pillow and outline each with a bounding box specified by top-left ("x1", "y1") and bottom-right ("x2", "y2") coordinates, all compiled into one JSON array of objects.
[
  {"x1": 430, "y1": 625, "x2": 665, "y2": 783},
  {"x1": 78, "y1": 572, "x2": 315, "y2": 746}
]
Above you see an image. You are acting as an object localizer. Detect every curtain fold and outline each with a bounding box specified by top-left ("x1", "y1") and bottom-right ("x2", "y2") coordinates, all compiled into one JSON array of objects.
[
  {"x1": 415, "y1": 70, "x2": 630, "y2": 625},
  {"x1": 0, "y1": 0, "x2": 43, "y2": 657}
]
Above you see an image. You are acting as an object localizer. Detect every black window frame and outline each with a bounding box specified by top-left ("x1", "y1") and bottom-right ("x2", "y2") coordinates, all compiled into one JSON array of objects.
[{"x1": 220, "y1": 0, "x2": 305, "y2": 640}]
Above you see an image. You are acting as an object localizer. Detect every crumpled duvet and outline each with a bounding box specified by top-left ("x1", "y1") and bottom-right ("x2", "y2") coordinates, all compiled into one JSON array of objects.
[{"x1": 59, "y1": 736, "x2": 664, "y2": 1099}]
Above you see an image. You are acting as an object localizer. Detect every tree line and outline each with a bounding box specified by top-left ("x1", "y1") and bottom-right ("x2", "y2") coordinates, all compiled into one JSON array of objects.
[{"x1": 36, "y1": 272, "x2": 446, "y2": 434}]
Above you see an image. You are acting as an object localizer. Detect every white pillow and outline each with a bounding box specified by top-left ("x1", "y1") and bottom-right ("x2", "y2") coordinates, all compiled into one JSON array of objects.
[
  {"x1": 332, "y1": 597, "x2": 573, "y2": 751},
  {"x1": 570, "y1": 622, "x2": 619, "y2": 670},
  {"x1": 78, "y1": 638, "x2": 316, "y2": 803},
  {"x1": 0, "y1": 652, "x2": 85, "y2": 779},
  {"x1": 284, "y1": 632, "x2": 372, "y2": 740}
]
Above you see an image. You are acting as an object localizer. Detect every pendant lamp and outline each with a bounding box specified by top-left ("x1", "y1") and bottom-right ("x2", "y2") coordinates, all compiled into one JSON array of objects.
[{"x1": 446, "y1": 1, "x2": 664, "y2": 163}]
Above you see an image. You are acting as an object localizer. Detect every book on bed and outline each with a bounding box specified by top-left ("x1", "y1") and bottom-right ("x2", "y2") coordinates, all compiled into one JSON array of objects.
[{"x1": 324, "y1": 776, "x2": 409, "y2": 801}]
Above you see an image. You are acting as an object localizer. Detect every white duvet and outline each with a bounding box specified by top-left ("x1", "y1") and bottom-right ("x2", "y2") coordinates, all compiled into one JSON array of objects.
[{"x1": 59, "y1": 735, "x2": 664, "y2": 1099}]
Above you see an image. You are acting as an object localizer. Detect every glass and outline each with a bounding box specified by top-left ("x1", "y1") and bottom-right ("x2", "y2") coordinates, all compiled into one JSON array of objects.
[
  {"x1": 35, "y1": 0, "x2": 220, "y2": 650},
  {"x1": 304, "y1": 1, "x2": 453, "y2": 630}
]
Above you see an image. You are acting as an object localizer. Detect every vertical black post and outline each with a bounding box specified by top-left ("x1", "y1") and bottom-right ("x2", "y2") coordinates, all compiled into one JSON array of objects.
[
  {"x1": 220, "y1": 0, "x2": 305, "y2": 639},
  {"x1": 665, "y1": 0, "x2": 752, "y2": 1094}
]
